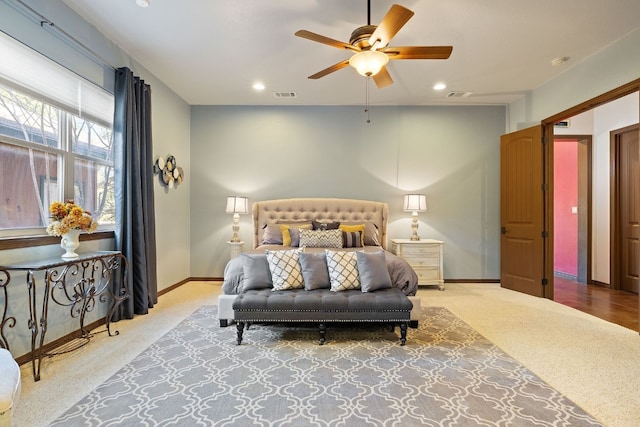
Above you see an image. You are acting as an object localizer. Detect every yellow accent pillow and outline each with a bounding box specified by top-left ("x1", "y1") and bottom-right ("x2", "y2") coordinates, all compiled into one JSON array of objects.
[
  {"x1": 339, "y1": 224, "x2": 366, "y2": 247},
  {"x1": 280, "y1": 224, "x2": 312, "y2": 246}
]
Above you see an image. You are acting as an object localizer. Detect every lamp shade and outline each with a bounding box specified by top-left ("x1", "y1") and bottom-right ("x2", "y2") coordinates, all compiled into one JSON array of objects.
[
  {"x1": 225, "y1": 196, "x2": 249, "y2": 214},
  {"x1": 403, "y1": 194, "x2": 427, "y2": 212},
  {"x1": 348, "y1": 50, "x2": 389, "y2": 77}
]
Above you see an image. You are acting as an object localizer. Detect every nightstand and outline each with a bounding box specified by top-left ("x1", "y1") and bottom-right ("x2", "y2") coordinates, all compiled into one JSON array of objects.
[
  {"x1": 391, "y1": 239, "x2": 445, "y2": 290},
  {"x1": 227, "y1": 241, "x2": 244, "y2": 259}
]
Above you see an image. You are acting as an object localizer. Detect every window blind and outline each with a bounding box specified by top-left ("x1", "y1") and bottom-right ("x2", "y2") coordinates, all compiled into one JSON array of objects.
[{"x1": 0, "y1": 30, "x2": 113, "y2": 126}]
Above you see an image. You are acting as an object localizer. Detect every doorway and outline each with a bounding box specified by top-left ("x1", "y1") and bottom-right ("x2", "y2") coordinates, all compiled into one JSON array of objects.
[
  {"x1": 501, "y1": 79, "x2": 640, "y2": 331},
  {"x1": 553, "y1": 135, "x2": 592, "y2": 285}
]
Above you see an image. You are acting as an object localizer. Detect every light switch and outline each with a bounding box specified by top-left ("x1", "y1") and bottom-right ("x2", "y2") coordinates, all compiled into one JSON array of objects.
[{"x1": 571, "y1": 206, "x2": 578, "y2": 214}]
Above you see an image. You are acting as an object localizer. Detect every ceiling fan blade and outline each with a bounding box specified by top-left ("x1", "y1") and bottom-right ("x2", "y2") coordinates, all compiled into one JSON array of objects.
[
  {"x1": 368, "y1": 4, "x2": 414, "y2": 49},
  {"x1": 295, "y1": 30, "x2": 360, "y2": 52},
  {"x1": 372, "y1": 66, "x2": 393, "y2": 88},
  {"x1": 308, "y1": 59, "x2": 351, "y2": 79},
  {"x1": 382, "y1": 46, "x2": 453, "y2": 60}
]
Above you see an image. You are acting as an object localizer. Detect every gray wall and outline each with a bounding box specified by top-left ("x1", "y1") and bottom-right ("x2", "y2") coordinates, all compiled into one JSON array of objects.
[{"x1": 190, "y1": 105, "x2": 506, "y2": 280}]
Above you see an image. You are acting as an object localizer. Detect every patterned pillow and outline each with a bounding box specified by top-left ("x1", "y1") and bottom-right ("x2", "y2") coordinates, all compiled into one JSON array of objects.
[
  {"x1": 338, "y1": 224, "x2": 366, "y2": 247},
  {"x1": 325, "y1": 250, "x2": 360, "y2": 291},
  {"x1": 266, "y1": 249, "x2": 304, "y2": 290},
  {"x1": 340, "y1": 221, "x2": 381, "y2": 246},
  {"x1": 299, "y1": 229, "x2": 343, "y2": 248},
  {"x1": 342, "y1": 231, "x2": 362, "y2": 248}
]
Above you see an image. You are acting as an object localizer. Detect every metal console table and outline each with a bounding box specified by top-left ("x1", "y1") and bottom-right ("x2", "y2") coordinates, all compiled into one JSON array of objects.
[{"x1": 0, "y1": 251, "x2": 129, "y2": 381}]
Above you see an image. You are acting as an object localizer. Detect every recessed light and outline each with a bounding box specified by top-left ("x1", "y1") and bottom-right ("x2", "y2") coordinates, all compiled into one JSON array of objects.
[
  {"x1": 136, "y1": 0, "x2": 150, "y2": 7},
  {"x1": 433, "y1": 82, "x2": 447, "y2": 91},
  {"x1": 252, "y1": 82, "x2": 265, "y2": 91}
]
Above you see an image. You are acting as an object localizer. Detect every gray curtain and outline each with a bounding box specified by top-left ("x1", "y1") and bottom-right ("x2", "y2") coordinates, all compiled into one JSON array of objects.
[{"x1": 112, "y1": 67, "x2": 158, "y2": 319}]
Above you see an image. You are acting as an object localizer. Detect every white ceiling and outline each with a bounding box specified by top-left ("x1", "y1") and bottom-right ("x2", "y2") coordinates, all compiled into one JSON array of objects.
[{"x1": 61, "y1": 0, "x2": 640, "y2": 106}]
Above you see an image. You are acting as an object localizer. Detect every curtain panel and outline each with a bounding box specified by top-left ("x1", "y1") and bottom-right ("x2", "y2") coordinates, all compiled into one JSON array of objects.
[{"x1": 113, "y1": 67, "x2": 158, "y2": 319}]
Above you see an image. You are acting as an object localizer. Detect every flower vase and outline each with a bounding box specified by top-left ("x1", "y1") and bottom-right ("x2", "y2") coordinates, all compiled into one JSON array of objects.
[{"x1": 60, "y1": 229, "x2": 81, "y2": 258}]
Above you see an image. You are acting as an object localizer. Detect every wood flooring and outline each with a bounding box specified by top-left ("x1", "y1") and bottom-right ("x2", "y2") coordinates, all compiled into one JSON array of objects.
[{"x1": 553, "y1": 276, "x2": 639, "y2": 332}]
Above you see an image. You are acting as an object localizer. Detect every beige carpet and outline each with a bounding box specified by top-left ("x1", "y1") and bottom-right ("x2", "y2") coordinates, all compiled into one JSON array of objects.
[{"x1": 12, "y1": 282, "x2": 640, "y2": 427}]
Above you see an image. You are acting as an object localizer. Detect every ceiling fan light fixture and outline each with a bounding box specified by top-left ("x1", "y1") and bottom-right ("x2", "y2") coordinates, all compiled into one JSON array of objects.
[
  {"x1": 349, "y1": 50, "x2": 389, "y2": 77},
  {"x1": 136, "y1": 0, "x2": 150, "y2": 7}
]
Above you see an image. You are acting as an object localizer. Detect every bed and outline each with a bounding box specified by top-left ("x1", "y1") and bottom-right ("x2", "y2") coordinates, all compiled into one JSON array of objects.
[{"x1": 217, "y1": 198, "x2": 420, "y2": 326}]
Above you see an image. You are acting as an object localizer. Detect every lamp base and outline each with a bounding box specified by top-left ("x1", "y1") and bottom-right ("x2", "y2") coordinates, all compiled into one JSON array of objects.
[{"x1": 410, "y1": 211, "x2": 421, "y2": 241}]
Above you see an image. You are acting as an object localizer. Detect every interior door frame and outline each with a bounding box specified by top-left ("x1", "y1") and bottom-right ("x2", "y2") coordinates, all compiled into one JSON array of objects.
[
  {"x1": 611, "y1": 123, "x2": 640, "y2": 291},
  {"x1": 541, "y1": 78, "x2": 640, "y2": 309}
]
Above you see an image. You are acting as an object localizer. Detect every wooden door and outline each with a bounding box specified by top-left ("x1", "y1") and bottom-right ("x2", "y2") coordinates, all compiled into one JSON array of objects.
[
  {"x1": 500, "y1": 126, "x2": 546, "y2": 297},
  {"x1": 613, "y1": 124, "x2": 640, "y2": 294}
]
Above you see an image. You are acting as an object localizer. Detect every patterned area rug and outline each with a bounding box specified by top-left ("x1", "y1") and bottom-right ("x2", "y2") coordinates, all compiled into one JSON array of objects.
[{"x1": 51, "y1": 306, "x2": 603, "y2": 426}]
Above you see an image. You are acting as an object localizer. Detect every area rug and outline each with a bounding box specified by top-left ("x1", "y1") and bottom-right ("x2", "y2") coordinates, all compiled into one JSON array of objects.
[{"x1": 51, "y1": 306, "x2": 603, "y2": 426}]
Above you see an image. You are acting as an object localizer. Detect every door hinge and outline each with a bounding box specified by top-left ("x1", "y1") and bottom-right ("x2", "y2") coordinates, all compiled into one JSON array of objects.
[
  {"x1": 542, "y1": 278, "x2": 548, "y2": 286},
  {"x1": 541, "y1": 230, "x2": 549, "y2": 238},
  {"x1": 541, "y1": 183, "x2": 548, "y2": 191},
  {"x1": 542, "y1": 135, "x2": 547, "y2": 144}
]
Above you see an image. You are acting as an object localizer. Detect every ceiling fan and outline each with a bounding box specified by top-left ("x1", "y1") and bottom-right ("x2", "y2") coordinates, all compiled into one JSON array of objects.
[{"x1": 295, "y1": 1, "x2": 453, "y2": 89}]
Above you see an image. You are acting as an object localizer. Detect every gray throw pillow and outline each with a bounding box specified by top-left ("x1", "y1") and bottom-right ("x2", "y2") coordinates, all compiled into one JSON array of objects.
[
  {"x1": 299, "y1": 251, "x2": 331, "y2": 290},
  {"x1": 261, "y1": 224, "x2": 283, "y2": 245},
  {"x1": 241, "y1": 253, "x2": 272, "y2": 291},
  {"x1": 356, "y1": 250, "x2": 392, "y2": 292}
]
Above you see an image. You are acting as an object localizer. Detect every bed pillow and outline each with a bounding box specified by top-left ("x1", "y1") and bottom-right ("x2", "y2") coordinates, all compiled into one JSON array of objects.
[
  {"x1": 241, "y1": 253, "x2": 273, "y2": 291},
  {"x1": 340, "y1": 221, "x2": 381, "y2": 246},
  {"x1": 325, "y1": 250, "x2": 360, "y2": 291},
  {"x1": 261, "y1": 223, "x2": 283, "y2": 245},
  {"x1": 266, "y1": 249, "x2": 304, "y2": 290},
  {"x1": 312, "y1": 219, "x2": 341, "y2": 230},
  {"x1": 338, "y1": 224, "x2": 366, "y2": 247},
  {"x1": 342, "y1": 231, "x2": 363, "y2": 248},
  {"x1": 299, "y1": 229, "x2": 343, "y2": 248},
  {"x1": 280, "y1": 224, "x2": 313, "y2": 246},
  {"x1": 299, "y1": 252, "x2": 331, "y2": 290},
  {"x1": 356, "y1": 250, "x2": 392, "y2": 292}
]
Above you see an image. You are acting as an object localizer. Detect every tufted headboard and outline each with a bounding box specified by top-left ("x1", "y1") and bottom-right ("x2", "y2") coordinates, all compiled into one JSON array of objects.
[{"x1": 252, "y1": 198, "x2": 389, "y2": 249}]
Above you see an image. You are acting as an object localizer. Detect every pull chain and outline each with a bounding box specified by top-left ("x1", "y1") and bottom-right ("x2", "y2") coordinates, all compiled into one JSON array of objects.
[{"x1": 365, "y1": 76, "x2": 371, "y2": 123}]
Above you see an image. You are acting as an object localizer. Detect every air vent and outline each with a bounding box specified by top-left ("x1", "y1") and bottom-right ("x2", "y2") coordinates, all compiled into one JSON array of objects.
[
  {"x1": 273, "y1": 92, "x2": 297, "y2": 99},
  {"x1": 446, "y1": 91, "x2": 472, "y2": 98}
]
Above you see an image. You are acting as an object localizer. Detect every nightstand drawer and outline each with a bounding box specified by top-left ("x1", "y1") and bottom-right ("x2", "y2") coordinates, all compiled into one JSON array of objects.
[
  {"x1": 413, "y1": 266, "x2": 441, "y2": 282},
  {"x1": 405, "y1": 256, "x2": 440, "y2": 268},
  {"x1": 395, "y1": 245, "x2": 440, "y2": 257}
]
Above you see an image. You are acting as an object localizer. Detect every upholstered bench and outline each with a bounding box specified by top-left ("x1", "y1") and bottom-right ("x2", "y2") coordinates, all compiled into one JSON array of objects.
[
  {"x1": 233, "y1": 287, "x2": 413, "y2": 345},
  {"x1": 0, "y1": 349, "x2": 21, "y2": 427}
]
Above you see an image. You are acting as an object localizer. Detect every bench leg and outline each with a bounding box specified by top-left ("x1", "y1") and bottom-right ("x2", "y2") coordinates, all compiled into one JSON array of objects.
[
  {"x1": 409, "y1": 320, "x2": 418, "y2": 329},
  {"x1": 220, "y1": 319, "x2": 229, "y2": 327},
  {"x1": 400, "y1": 322, "x2": 408, "y2": 346},
  {"x1": 236, "y1": 322, "x2": 245, "y2": 345},
  {"x1": 318, "y1": 323, "x2": 326, "y2": 345}
]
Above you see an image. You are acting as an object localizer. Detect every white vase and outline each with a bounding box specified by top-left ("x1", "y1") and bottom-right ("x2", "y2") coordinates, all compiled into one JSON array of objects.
[{"x1": 60, "y1": 229, "x2": 81, "y2": 258}]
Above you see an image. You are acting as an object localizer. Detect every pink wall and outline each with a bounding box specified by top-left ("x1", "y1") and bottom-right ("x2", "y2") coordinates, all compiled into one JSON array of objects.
[{"x1": 554, "y1": 139, "x2": 578, "y2": 276}]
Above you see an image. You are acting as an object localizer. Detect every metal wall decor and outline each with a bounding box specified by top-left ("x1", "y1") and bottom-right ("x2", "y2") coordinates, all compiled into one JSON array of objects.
[{"x1": 154, "y1": 154, "x2": 184, "y2": 187}]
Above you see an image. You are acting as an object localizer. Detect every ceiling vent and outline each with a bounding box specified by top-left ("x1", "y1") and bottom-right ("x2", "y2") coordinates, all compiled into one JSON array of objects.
[
  {"x1": 446, "y1": 91, "x2": 473, "y2": 98},
  {"x1": 273, "y1": 92, "x2": 297, "y2": 99}
]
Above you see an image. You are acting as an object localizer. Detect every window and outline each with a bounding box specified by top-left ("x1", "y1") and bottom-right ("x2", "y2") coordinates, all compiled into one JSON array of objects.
[{"x1": 0, "y1": 33, "x2": 115, "y2": 236}]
